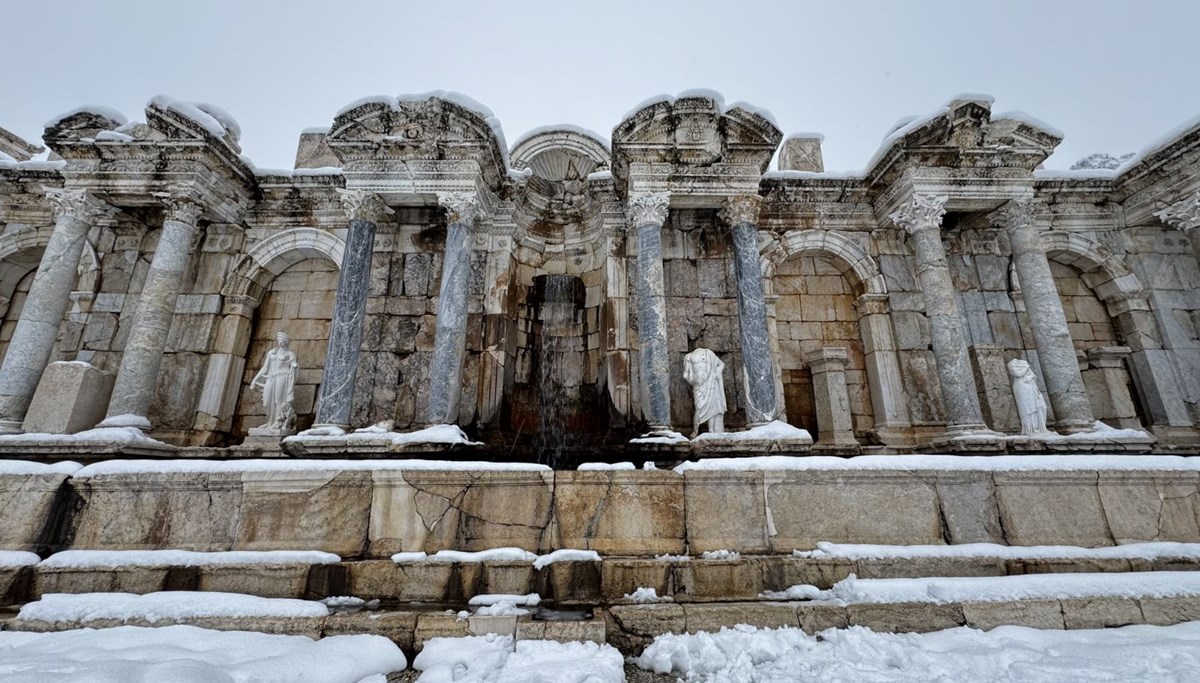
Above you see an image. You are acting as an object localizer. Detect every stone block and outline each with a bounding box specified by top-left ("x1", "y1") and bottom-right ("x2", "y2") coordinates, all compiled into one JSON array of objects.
[
  {"x1": 961, "y1": 599, "x2": 1065, "y2": 630},
  {"x1": 414, "y1": 613, "x2": 472, "y2": 650},
  {"x1": 676, "y1": 559, "x2": 764, "y2": 602},
  {"x1": 1097, "y1": 472, "x2": 1200, "y2": 543},
  {"x1": 683, "y1": 603, "x2": 798, "y2": 633},
  {"x1": 853, "y1": 556, "x2": 1005, "y2": 580},
  {"x1": 1138, "y1": 596, "x2": 1200, "y2": 626},
  {"x1": 1060, "y1": 597, "x2": 1144, "y2": 629},
  {"x1": 197, "y1": 564, "x2": 312, "y2": 598},
  {"x1": 994, "y1": 472, "x2": 1114, "y2": 547},
  {"x1": 795, "y1": 603, "x2": 850, "y2": 633},
  {"x1": 845, "y1": 602, "x2": 965, "y2": 633},
  {"x1": 554, "y1": 471, "x2": 685, "y2": 556},
  {"x1": 468, "y1": 614, "x2": 519, "y2": 637},
  {"x1": 517, "y1": 618, "x2": 607, "y2": 644},
  {"x1": 323, "y1": 610, "x2": 417, "y2": 651},
  {"x1": 0, "y1": 566, "x2": 31, "y2": 606},
  {"x1": 34, "y1": 567, "x2": 170, "y2": 596},
  {"x1": 763, "y1": 558, "x2": 853, "y2": 592},
  {"x1": 682, "y1": 471, "x2": 769, "y2": 553},
  {"x1": 537, "y1": 560, "x2": 602, "y2": 605},
  {"x1": 0, "y1": 471, "x2": 71, "y2": 552},
  {"x1": 235, "y1": 470, "x2": 372, "y2": 557},
  {"x1": 934, "y1": 475, "x2": 1005, "y2": 544},
  {"x1": 22, "y1": 361, "x2": 114, "y2": 434},
  {"x1": 601, "y1": 559, "x2": 672, "y2": 602}
]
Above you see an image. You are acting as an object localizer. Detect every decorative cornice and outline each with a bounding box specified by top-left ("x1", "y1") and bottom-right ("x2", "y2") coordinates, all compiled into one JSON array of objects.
[
  {"x1": 43, "y1": 188, "x2": 112, "y2": 224},
  {"x1": 161, "y1": 195, "x2": 204, "y2": 226},
  {"x1": 889, "y1": 194, "x2": 948, "y2": 234},
  {"x1": 719, "y1": 194, "x2": 762, "y2": 226},
  {"x1": 336, "y1": 189, "x2": 393, "y2": 224},
  {"x1": 626, "y1": 192, "x2": 670, "y2": 227},
  {"x1": 990, "y1": 197, "x2": 1036, "y2": 230},
  {"x1": 437, "y1": 192, "x2": 481, "y2": 226},
  {"x1": 1155, "y1": 192, "x2": 1200, "y2": 232}
]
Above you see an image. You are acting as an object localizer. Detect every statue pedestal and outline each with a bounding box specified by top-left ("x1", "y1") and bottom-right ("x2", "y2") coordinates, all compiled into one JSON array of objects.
[
  {"x1": 690, "y1": 421, "x2": 813, "y2": 457},
  {"x1": 927, "y1": 429, "x2": 1007, "y2": 454},
  {"x1": 1006, "y1": 426, "x2": 1156, "y2": 454},
  {"x1": 280, "y1": 424, "x2": 484, "y2": 458}
]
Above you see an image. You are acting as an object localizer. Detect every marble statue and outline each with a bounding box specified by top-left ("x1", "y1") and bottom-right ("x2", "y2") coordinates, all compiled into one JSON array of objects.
[
  {"x1": 1008, "y1": 359, "x2": 1050, "y2": 436},
  {"x1": 684, "y1": 347, "x2": 727, "y2": 437},
  {"x1": 250, "y1": 331, "x2": 298, "y2": 433}
]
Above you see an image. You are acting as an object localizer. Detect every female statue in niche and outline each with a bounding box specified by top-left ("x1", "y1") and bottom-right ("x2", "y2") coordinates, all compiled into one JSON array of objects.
[
  {"x1": 684, "y1": 347, "x2": 727, "y2": 437},
  {"x1": 1008, "y1": 358, "x2": 1050, "y2": 436},
  {"x1": 251, "y1": 331, "x2": 298, "y2": 433}
]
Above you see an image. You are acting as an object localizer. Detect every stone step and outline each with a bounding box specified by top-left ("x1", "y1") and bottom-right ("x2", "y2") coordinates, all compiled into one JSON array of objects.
[{"x1": 8, "y1": 551, "x2": 1200, "y2": 606}]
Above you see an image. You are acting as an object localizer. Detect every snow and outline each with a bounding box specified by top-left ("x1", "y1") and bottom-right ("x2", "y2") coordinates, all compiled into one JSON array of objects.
[
  {"x1": 793, "y1": 541, "x2": 1200, "y2": 562},
  {"x1": 468, "y1": 593, "x2": 540, "y2": 607},
  {"x1": 0, "y1": 551, "x2": 40, "y2": 567},
  {"x1": 0, "y1": 625, "x2": 406, "y2": 683},
  {"x1": 75, "y1": 458, "x2": 549, "y2": 477},
  {"x1": 414, "y1": 634, "x2": 624, "y2": 683},
  {"x1": 98, "y1": 413, "x2": 151, "y2": 428},
  {"x1": 785, "y1": 131, "x2": 825, "y2": 142},
  {"x1": 426, "y1": 548, "x2": 537, "y2": 563},
  {"x1": 334, "y1": 95, "x2": 402, "y2": 117},
  {"x1": 813, "y1": 571, "x2": 1200, "y2": 605},
  {"x1": 473, "y1": 600, "x2": 531, "y2": 617},
  {"x1": 1033, "y1": 168, "x2": 1118, "y2": 179},
  {"x1": 727, "y1": 100, "x2": 780, "y2": 128},
  {"x1": 991, "y1": 110, "x2": 1065, "y2": 139},
  {"x1": 946, "y1": 92, "x2": 997, "y2": 105},
  {"x1": 0, "y1": 460, "x2": 81, "y2": 476},
  {"x1": 764, "y1": 169, "x2": 862, "y2": 180},
  {"x1": 390, "y1": 551, "x2": 428, "y2": 562},
  {"x1": 301, "y1": 126, "x2": 331, "y2": 135},
  {"x1": 577, "y1": 461, "x2": 635, "y2": 471},
  {"x1": 39, "y1": 549, "x2": 340, "y2": 568},
  {"x1": 147, "y1": 96, "x2": 235, "y2": 140},
  {"x1": 255, "y1": 166, "x2": 342, "y2": 177},
  {"x1": 0, "y1": 423, "x2": 167, "y2": 446},
  {"x1": 700, "y1": 549, "x2": 741, "y2": 560},
  {"x1": 621, "y1": 89, "x2": 778, "y2": 130},
  {"x1": 761, "y1": 584, "x2": 822, "y2": 601},
  {"x1": 18, "y1": 592, "x2": 329, "y2": 623},
  {"x1": 630, "y1": 429, "x2": 689, "y2": 445},
  {"x1": 636, "y1": 622, "x2": 1200, "y2": 682},
  {"x1": 656, "y1": 553, "x2": 690, "y2": 562},
  {"x1": 625, "y1": 587, "x2": 671, "y2": 603},
  {"x1": 586, "y1": 169, "x2": 612, "y2": 181},
  {"x1": 532, "y1": 549, "x2": 601, "y2": 569},
  {"x1": 1113, "y1": 112, "x2": 1200, "y2": 175},
  {"x1": 43, "y1": 105, "x2": 128, "y2": 129},
  {"x1": 94, "y1": 130, "x2": 135, "y2": 142},
  {"x1": 509, "y1": 124, "x2": 611, "y2": 152},
  {"x1": 674, "y1": 453, "x2": 1200, "y2": 473},
  {"x1": 692, "y1": 420, "x2": 811, "y2": 442},
  {"x1": 865, "y1": 107, "x2": 950, "y2": 173},
  {"x1": 285, "y1": 423, "x2": 484, "y2": 447}
]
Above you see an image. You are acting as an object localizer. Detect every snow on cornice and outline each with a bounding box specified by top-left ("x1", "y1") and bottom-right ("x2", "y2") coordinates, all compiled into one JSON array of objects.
[{"x1": 43, "y1": 105, "x2": 127, "y2": 129}]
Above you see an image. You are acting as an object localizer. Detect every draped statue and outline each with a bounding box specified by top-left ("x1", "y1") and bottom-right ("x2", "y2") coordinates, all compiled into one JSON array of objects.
[
  {"x1": 251, "y1": 331, "x2": 298, "y2": 433},
  {"x1": 1008, "y1": 358, "x2": 1050, "y2": 436},
  {"x1": 684, "y1": 347, "x2": 727, "y2": 438}
]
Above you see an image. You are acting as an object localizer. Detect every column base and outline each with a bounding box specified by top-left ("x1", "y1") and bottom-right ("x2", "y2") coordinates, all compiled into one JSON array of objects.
[
  {"x1": 927, "y1": 426, "x2": 1007, "y2": 454},
  {"x1": 0, "y1": 419, "x2": 24, "y2": 435},
  {"x1": 97, "y1": 414, "x2": 152, "y2": 430}
]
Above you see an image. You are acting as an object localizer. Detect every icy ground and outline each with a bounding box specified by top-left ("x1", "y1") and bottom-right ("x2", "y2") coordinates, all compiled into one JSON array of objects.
[
  {"x1": 637, "y1": 622, "x2": 1200, "y2": 682},
  {"x1": 0, "y1": 625, "x2": 406, "y2": 682}
]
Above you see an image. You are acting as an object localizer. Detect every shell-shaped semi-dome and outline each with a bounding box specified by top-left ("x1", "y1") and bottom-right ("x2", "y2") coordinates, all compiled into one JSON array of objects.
[{"x1": 510, "y1": 125, "x2": 611, "y2": 182}]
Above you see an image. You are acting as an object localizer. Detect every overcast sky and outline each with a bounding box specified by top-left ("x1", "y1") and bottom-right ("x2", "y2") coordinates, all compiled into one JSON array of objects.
[{"x1": 6, "y1": 0, "x2": 1199, "y2": 171}]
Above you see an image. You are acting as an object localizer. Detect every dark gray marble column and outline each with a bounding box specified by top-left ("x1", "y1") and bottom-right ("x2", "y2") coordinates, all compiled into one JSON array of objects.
[
  {"x1": 101, "y1": 195, "x2": 203, "y2": 427},
  {"x1": 426, "y1": 193, "x2": 478, "y2": 425},
  {"x1": 994, "y1": 198, "x2": 1094, "y2": 433},
  {"x1": 629, "y1": 192, "x2": 672, "y2": 431},
  {"x1": 313, "y1": 190, "x2": 390, "y2": 428},
  {"x1": 0, "y1": 189, "x2": 112, "y2": 433},
  {"x1": 722, "y1": 194, "x2": 777, "y2": 426},
  {"x1": 890, "y1": 194, "x2": 988, "y2": 433}
]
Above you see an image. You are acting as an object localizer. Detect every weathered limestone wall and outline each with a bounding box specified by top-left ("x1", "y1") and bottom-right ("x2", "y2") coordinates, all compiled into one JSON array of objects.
[{"x1": 0, "y1": 271, "x2": 35, "y2": 367}]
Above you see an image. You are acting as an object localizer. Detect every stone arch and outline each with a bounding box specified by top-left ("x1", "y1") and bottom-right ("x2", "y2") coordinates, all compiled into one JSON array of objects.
[
  {"x1": 222, "y1": 228, "x2": 345, "y2": 305},
  {"x1": 0, "y1": 227, "x2": 54, "y2": 310},
  {"x1": 763, "y1": 229, "x2": 909, "y2": 446},
  {"x1": 1041, "y1": 231, "x2": 1146, "y2": 305}
]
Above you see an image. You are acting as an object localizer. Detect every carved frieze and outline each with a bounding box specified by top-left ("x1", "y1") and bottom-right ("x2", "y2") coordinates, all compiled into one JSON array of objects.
[{"x1": 1156, "y1": 192, "x2": 1200, "y2": 232}]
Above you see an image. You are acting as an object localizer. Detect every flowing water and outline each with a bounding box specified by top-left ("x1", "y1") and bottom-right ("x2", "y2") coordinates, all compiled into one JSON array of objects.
[{"x1": 536, "y1": 274, "x2": 581, "y2": 467}]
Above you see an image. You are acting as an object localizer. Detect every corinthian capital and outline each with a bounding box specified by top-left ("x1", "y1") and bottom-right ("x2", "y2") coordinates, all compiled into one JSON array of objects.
[
  {"x1": 990, "y1": 198, "x2": 1036, "y2": 230},
  {"x1": 889, "y1": 194, "x2": 948, "y2": 234},
  {"x1": 336, "y1": 189, "x2": 393, "y2": 223},
  {"x1": 627, "y1": 192, "x2": 670, "y2": 227},
  {"x1": 437, "y1": 192, "x2": 480, "y2": 225},
  {"x1": 719, "y1": 194, "x2": 762, "y2": 226},
  {"x1": 161, "y1": 195, "x2": 204, "y2": 226},
  {"x1": 1155, "y1": 192, "x2": 1200, "y2": 233},
  {"x1": 43, "y1": 188, "x2": 112, "y2": 224}
]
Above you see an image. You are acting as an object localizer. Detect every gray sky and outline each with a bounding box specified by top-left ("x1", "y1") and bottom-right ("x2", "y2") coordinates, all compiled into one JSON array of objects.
[{"x1": 6, "y1": 0, "x2": 1199, "y2": 171}]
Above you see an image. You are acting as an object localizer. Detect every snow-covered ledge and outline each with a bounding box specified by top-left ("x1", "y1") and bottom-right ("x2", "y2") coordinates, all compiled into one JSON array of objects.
[{"x1": 281, "y1": 422, "x2": 483, "y2": 457}]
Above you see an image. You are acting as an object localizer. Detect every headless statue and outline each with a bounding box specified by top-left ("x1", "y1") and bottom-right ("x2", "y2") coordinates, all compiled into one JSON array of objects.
[
  {"x1": 1008, "y1": 358, "x2": 1050, "y2": 436},
  {"x1": 684, "y1": 347, "x2": 727, "y2": 438}
]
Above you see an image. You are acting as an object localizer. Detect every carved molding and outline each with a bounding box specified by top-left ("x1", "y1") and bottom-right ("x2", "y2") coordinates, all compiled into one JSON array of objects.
[
  {"x1": 719, "y1": 194, "x2": 762, "y2": 226},
  {"x1": 43, "y1": 188, "x2": 112, "y2": 224},
  {"x1": 627, "y1": 192, "x2": 670, "y2": 227},
  {"x1": 161, "y1": 195, "x2": 204, "y2": 226},
  {"x1": 990, "y1": 198, "x2": 1036, "y2": 230},
  {"x1": 336, "y1": 189, "x2": 393, "y2": 224},
  {"x1": 889, "y1": 194, "x2": 948, "y2": 234},
  {"x1": 1155, "y1": 191, "x2": 1200, "y2": 232},
  {"x1": 437, "y1": 192, "x2": 481, "y2": 225}
]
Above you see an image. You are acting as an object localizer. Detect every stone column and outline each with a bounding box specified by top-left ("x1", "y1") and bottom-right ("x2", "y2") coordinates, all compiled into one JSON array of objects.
[
  {"x1": 1084, "y1": 346, "x2": 1141, "y2": 429},
  {"x1": 804, "y1": 347, "x2": 858, "y2": 447},
  {"x1": 0, "y1": 189, "x2": 112, "y2": 433},
  {"x1": 629, "y1": 192, "x2": 672, "y2": 431},
  {"x1": 313, "y1": 190, "x2": 390, "y2": 428},
  {"x1": 890, "y1": 194, "x2": 988, "y2": 434},
  {"x1": 100, "y1": 195, "x2": 203, "y2": 428},
  {"x1": 426, "y1": 192, "x2": 479, "y2": 426},
  {"x1": 721, "y1": 194, "x2": 777, "y2": 426},
  {"x1": 992, "y1": 199, "x2": 1095, "y2": 432},
  {"x1": 193, "y1": 294, "x2": 257, "y2": 434},
  {"x1": 1157, "y1": 192, "x2": 1200, "y2": 263}
]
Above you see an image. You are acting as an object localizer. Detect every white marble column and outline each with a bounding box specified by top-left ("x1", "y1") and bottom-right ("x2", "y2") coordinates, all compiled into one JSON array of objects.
[
  {"x1": 890, "y1": 194, "x2": 988, "y2": 434},
  {"x1": 629, "y1": 192, "x2": 671, "y2": 431},
  {"x1": 313, "y1": 190, "x2": 390, "y2": 428},
  {"x1": 993, "y1": 199, "x2": 1095, "y2": 432},
  {"x1": 804, "y1": 347, "x2": 858, "y2": 447},
  {"x1": 427, "y1": 192, "x2": 478, "y2": 425},
  {"x1": 0, "y1": 189, "x2": 112, "y2": 433},
  {"x1": 101, "y1": 195, "x2": 203, "y2": 427},
  {"x1": 1157, "y1": 192, "x2": 1200, "y2": 263},
  {"x1": 854, "y1": 292, "x2": 911, "y2": 439},
  {"x1": 721, "y1": 195, "x2": 778, "y2": 426}
]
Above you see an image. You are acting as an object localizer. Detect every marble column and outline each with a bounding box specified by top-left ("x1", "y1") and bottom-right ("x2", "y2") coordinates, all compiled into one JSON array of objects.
[
  {"x1": 0, "y1": 189, "x2": 112, "y2": 433},
  {"x1": 890, "y1": 194, "x2": 988, "y2": 434},
  {"x1": 193, "y1": 294, "x2": 257, "y2": 433},
  {"x1": 804, "y1": 347, "x2": 858, "y2": 447},
  {"x1": 721, "y1": 194, "x2": 777, "y2": 426},
  {"x1": 101, "y1": 195, "x2": 203, "y2": 427},
  {"x1": 426, "y1": 192, "x2": 478, "y2": 425},
  {"x1": 629, "y1": 192, "x2": 671, "y2": 431},
  {"x1": 313, "y1": 190, "x2": 390, "y2": 428},
  {"x1": 993, "y1": 199, "x2": 1094, "y2": 432},
  {"x1": 1157, "y1": 192, "x2": 1200, "y2": 263}
]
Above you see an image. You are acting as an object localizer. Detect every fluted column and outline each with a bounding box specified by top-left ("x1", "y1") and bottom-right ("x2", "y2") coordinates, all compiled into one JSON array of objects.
[
  {"x1": 0, "y1": 189, "x2": 112, "y2": 433},
  {"x1": 313, "y1": 190, "x2": 390, "y2": 428},
  {"x1": 1157, "y1": 192, "x2": 1200, "y2": 263},
  {"x1": 721, "y1": 194, "x2": 777, "y2": 426},
  {"x1": 993, "y1": 199, "x2": 1094, "y2": 432},
  {"x1": 629, "y1": 192, "x2": 671, "y2": 431},
  {"x1": 101, "y1": 194, "x2": 203, "y2": 427},
  {"x1": 890, "y1": 195, "x2": 988, "y2": 433},
  {"x1": 426, "y1": 192, "x2": 478, "y2": 425}
]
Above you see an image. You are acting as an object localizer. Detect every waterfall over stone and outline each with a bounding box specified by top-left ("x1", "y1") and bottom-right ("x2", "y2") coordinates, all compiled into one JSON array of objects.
[{"x1": 536, "y1": 274, "x2": 583, "y2": 467}]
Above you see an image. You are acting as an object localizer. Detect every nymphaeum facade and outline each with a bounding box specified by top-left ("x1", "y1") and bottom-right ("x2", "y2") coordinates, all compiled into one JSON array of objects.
[{"x1": 1, "y1": 93, "x2": 1198, "y2": 452}]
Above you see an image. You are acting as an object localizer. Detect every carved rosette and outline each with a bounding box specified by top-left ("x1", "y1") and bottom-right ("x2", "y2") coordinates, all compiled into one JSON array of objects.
[
  {"x1": 627, "y1": 192, "x2": 670, "y2": 227},
  {"x1": 336, "y1": 189, "x2": 393, "y2": 224},
  {"x1": 991, "y1": 198, "x2": 1036, "y2": 230},
  {"x1": 889, "y1": 194, "x2": 948, "y2": 234},
  {"x1": 719, "y1": 194, "x2": 763, "y2": 226},
  {"x1": 43, "y1": 188, "x2": 112, "y2": 224},
  {"x1": 162, "y1": 195, "x2": 204, "y2": 226},
  {"x1": 1155, "y1": 192, "x2": 1200, "y2": 233},
  {"x1": 437, "y1": 192, "x2": 481, "y2": 226}
]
